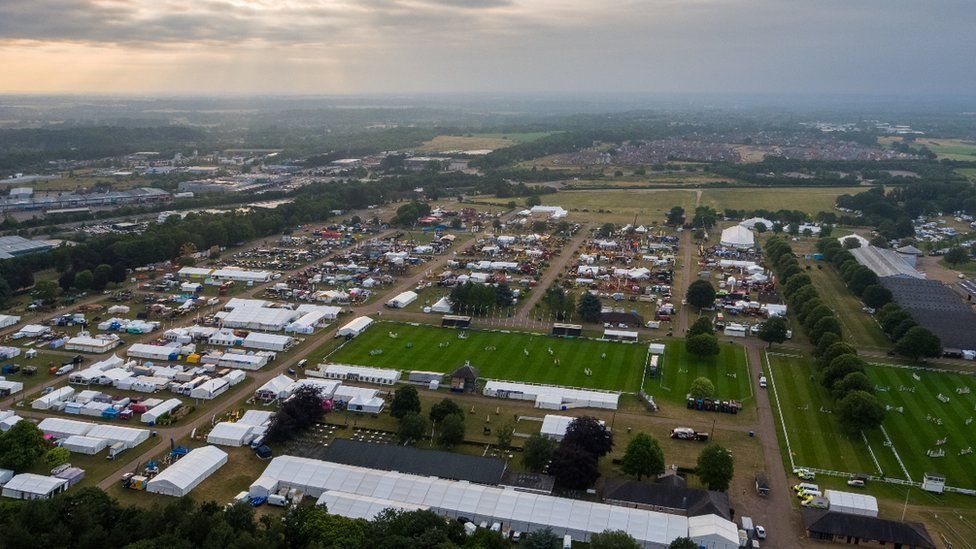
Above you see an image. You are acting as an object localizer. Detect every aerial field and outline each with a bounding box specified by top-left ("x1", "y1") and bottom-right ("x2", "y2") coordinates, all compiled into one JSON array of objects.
[
  {"x1": 648, "y1": 340, "x2": 753, "y2": 405},
  {"x1": 699, "y1": 187, "x2": 864, "y2": 215},
  {"x1": 539, "y1": 189, "x2": 698, "y2": 223},
  {"x1": 327, "y1": 322, "x2": 647, "y2": 392},
  {"x1": 410, "y1": 135, "x2": 517, "y2": 153},
  {"x1": 801, "y1": 259, "x2": 891, "y2": 351},
  {"x1": 913, "y1": 138, "x2": 976, "y2": 161},
  {"x1": 766, "y1": 353, "x2": 976, "y2": 490}
]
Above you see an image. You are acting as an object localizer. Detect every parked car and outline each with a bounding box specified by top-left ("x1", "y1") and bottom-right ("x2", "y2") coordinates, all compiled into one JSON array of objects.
[
  {"x1": 759, "y1": 376, "x2": 767, "y2": 389},
  {"x1": 793, "y1": 468, "x2": 815, "y2": 480},
  {"x1": 755, "y1": 525, "x2": 766, "y2": 540}
]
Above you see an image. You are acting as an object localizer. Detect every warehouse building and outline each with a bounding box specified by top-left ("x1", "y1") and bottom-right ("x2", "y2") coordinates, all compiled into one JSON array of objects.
[
  {"x1": 0, "y1": 236, "x2": 55, "y2": 259},
  {"x1": 250, "y1": 456, "x2": 738, "y2": 548}
]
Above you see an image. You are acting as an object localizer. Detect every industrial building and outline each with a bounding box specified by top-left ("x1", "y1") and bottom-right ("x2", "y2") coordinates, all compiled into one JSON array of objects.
[{"x1": 0, "y1": 236, "x2": 54, "y2": 259}]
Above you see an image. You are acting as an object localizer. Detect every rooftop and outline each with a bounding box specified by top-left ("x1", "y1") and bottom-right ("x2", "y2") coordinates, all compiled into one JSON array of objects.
[{"x1": 322, "y1": 439, "x2": 507, "y2": 485}]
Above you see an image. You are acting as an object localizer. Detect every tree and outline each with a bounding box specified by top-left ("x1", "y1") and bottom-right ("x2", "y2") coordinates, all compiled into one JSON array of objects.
[
  {"x1": 848, "y1": 267, "x2": 879, "y2": 296},
  {"x1": 265, "y1": 385, "x2": 327, "y2": 443},
  {"x1": 73, "y1": 269, "x2": 94, "y2": 291},
  {"x1": 837, "y1": 391, "x2": 886, "y2": 433},
  {"x1": 891, "y1": 318, "x2": 918, "y2": 342},
  {"x1": 758, "y1": 316, "x2": 788, "y2": 347},
  {"x1": 438, "y1": 413, "x2": 465, "y2": 447},
  {"x1": 0, "y1": 420, "x2": 46, "y2": 472},
  {"x1": 686, "y1": 280, "x2": 716, "y2": 310},
  {"x1": 590, "y1": 530, "x2": 640, "y2": 549},
  {"x1": 525, "y1": 195, "x2": 542, "y2": 207},
  {"x1": 821, "y1": 354, "x2": 867, "y2": 389},
  {"x1": 390, "y1": 385, "x2": 421, "y2": 418},
  {"x1": 861, "y1": 284, "x2": 893, "y2": 308},
  {"x1": 687, "y1": 316, "x2": 714, "y2": 337},
  {"x1": 814, "y1": 332, "x2": 841, "y2": 358},
  {"x1": 945, "y1": 247, "x2": 970, "y2": 265},
  {"x1": 522, "y1": 434, "x2": 556, "y2": 472},
  {"x1": 666, "y1": 206, "x2": 685, "y2": 226},
  {"x1": 833, "y1": 371, "x2": 873, "y2": 399},
  {"x1": 523, "y1": 528, "x2": 561, "y2": 549},
  {"x1": 549, "y1": 443, "x2": 600, "y2": 489},
  {"x1": 495, "y1": 283, "x2": 514, "y2": 307},
  {"x1": 696, "y1": 443, "x2": 734, "y2": 491},
  {"x1": 688, "y1": 376, "x2": 716, "y2": 399},
  {"x1": 397, "y1": 412, "x2": 428, "y2": 443},
  {"x1": 562, "y1": 416, "x2": 613, "y2": 458},
  {"x1": 810, "y1": 316, "x2": 842, "y2": 345},
  {"x1": 93, "y1": 263, "x2": 113, "y2": 290},
  {"x1": 843, "y1": 237, "x2": 862, "y2": 249},
  {"x1": 0, "y1": 277, "x2": 11, "y2": 308},
  {"x1": 668, "y1": 538, "x2": 699, "y2": 549},
  {"x1": 819, "y1": 342, "x2": 857, "y2": 369},
  {"x1": 685, "y1": 333, "x2": 720, "y2": 357},
  {"x1": 429, "y1": 398, "x2": 463, "y2": 424},
  {"x1": 894, "y1": 327, "x2": 942, "y2": 361},
  {"x1": 45, "y1": 447, "x2": 70, "y2": 468},
  {"x1": 754, "y1": 222, "x2": 768, "y2": 233},
  {"x1": 496, "y1": 419, "x2": 515, "y2": 449},
  {"x1": 578, "y1": 292, "x2": 602, "y2": 323},
  {"x1": 620, "y1": 433, "x2": 665, "y2": 480},
  {"x1": 34, "y1": 279, "x2": 60, "y2": 304}
]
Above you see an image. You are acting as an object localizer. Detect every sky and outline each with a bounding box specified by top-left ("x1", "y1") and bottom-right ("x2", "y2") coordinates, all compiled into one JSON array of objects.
[{"x1": 0, "y1": 0, "x2": 974, "y2": 96}]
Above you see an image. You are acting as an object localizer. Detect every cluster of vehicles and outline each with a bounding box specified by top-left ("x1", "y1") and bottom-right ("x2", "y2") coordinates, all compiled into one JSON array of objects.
[
  {"x1": 790, "y1": 468, "x2": 868, "y2": 509},
  {"x1": 669, "y1": 427, "x2": 710, "y2": 441},
  {"x1": 738, "y1": 516, "x2": 765, "y2": 548}
]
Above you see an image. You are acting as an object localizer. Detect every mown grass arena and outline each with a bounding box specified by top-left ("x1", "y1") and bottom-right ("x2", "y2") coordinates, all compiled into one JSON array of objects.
[
  {"x1": 327, "y1": 321, "x2": 646, "y2": 392},
  {"x1": 765, "y1": 352, "x2": 976, "y2": 491}
]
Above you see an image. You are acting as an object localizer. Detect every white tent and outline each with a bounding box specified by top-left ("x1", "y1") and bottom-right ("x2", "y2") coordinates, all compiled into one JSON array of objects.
[
  {"x1": 189, "y1": 378, "x2": 229, "y2": 400},
  {"x1": 719, "y1": 225, "x2": 755, "y2": 248},
  {"x1": 242, "y1": 332, "x2": 293, "y2": 352},
  {"x1": 482, "y1": 381, "x2": 620, "y2": 410},
  {"x1": 540, "y1": 414, "x2": 605, "y2": 441},
  {"x1": 62, "y1": 435, "x2": 109, "y2": 455},
  {"x1": 146, "y1": 446, "x2": 228, "y2": 497},
  {"x1": 0, "y1": 380, "x2": 23, "y2": 396},
  {"x1": 386, "y1": 291, "x2": 418, "y2": 309},
  {"x1": 237, "y1": 410, "x2": 273, "y2": 427},
  {"x1": 2, "y1": 474, "x2": 68, "y2": 500},
  {"x1": 430, "y1": 297, "x2": 453, "y2": 314},
  {"x1": 141, "y1": 398, "x2": 182, "y2": 424},
  {"x1": 85, "y1": 424, "x2": 150, "y2": 449},
  {"x1": 207, "y1": 422, "x2": 254, "y2": 447},
  {"x1": 0, "y1": 413, "x2": 23, "y2": 432},
  {"x1": 0, "y1": 314, "x2": 20, "y2": 329},
  {"x1": 337, "y1": 316, "x2": 373, "y2": 338},
  {"x1": 38, "y1": 417, "x2": 93, "y2": 439},
  {"x1": 688, "y1": 514, "x2": 740, "y2": 549}
]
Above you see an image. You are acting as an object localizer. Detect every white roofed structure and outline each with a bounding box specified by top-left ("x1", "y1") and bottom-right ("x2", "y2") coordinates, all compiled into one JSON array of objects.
[
  {"x1": 62, "y1": 435, "x2": 109, "y2": 455},
  {"x1": 483, "y1": 380, "x2": 619, "y2": 410},
  {"x1": 540, "y1": 414, "x2": 605, "y2": 441},
  {"x1": 207, "y1": 422, "x2": 255, "y2": 447},
  {"x1": 39, "y1": 417, "x2": 94, "y2": 438},
  {"x1": 719, "y1": 225, "x2": 755, "y2": 249},
  {"x1": 687, "y1": 514, "x2": 741, "y2": 549},
  {"x1": 85, "y1": 424, "x2": 150, "y2": 448},
  {"x1": 2, "y1": 474, "x2": 68, "y2": 500},
  {"x1": 251, "y1": 456, "x2": 712, "y2": 548},
  {"x1": 141, "y1": 398, "x2": 182, "y2": 424},
  {"x1": 242, "y1": 332, "x2": 294, "y2": 351},
  {"x1": 337, "y1": 316, "x2": 373, "y2": 338},
  {"x1": 146, "y1": 446, "x2": 228, "y2": 497},
  {"x1": 315, "y1": 364, "x2": 401, "y2": 385}
]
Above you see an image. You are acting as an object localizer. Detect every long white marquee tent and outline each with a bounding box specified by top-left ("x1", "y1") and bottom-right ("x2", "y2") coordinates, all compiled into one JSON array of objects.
[
  {"x1": 482, "y1": 380, "x2": 620, "y2": 410},
  {"x1": 146, "y1": 445, "x2": 228, "y2": 497},
  {"x1": 250, "y1": 456, "x2": 738, "y2": 548}
]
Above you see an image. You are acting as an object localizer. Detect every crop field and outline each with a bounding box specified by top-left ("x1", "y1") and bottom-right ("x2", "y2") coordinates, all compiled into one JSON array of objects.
[
  {"x1": 765, "y1": 353, "x2": 976, "y2": 490},
  {"x1": 914, "y1": 138, "x2": 976, "y2": 161},
  {"x1": 699, "y1": 187, "x2": 864, "y2": 215},
  {"x1": 541, "y1": 190, "x2": 698, "y2": 223},
  {"x1": 326, "y1": 322, "x2": 647, "y2": 392},
  {"x1": 648, "y1": 340, "x2": 752, "y2": 405}
]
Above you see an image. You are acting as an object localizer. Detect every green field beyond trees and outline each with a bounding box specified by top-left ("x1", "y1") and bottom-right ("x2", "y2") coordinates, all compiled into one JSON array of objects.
[
  {"x1": 649, "y1": 341, "x2": 753, "y2": 405},
  {"x1": 766, "y1": 353, "x2": 976, "y2": 490},
  {"x1": 327, "y1": 322, "x2": 647, "y2": 391}
]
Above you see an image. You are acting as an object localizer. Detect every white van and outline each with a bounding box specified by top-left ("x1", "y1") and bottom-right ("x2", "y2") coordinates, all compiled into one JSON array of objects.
[
  {"x1": 793, "y1": 482, "x2": 819, "y2": 493},
  {"x1": 797, "y1": 489, "x2": 822, "y2": 499},
  {"x1": 563, "y1": 534, "x2": 573, "y2": 549}
]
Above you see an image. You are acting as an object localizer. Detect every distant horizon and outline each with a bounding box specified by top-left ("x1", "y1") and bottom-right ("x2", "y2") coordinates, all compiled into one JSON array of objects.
[{"x1": 2, "y1": 1, "x2": 974, "y2": 96}]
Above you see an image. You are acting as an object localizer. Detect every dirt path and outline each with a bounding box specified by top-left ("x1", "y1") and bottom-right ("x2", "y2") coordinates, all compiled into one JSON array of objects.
[
  {"x1": 741, "y1": 340, "x2": 811, "y2": 547},
  {"x1": 513, "y1": 224, "x2": 591, "y2": 322}
]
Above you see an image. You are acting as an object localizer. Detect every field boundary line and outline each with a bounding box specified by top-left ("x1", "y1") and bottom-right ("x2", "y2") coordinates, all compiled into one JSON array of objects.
[
  {"x1": 866, "y1": 360, "x2": 976, "y2": 378},
  {"x1": 763, "y1": 350, "x2": 796, "y2": 471},
  {"x1": 860, "y1": 430, "x2": 885, "y2": 477},
  {"x1": 880, "y1": 425, "x2": 913, "y2": 482}
]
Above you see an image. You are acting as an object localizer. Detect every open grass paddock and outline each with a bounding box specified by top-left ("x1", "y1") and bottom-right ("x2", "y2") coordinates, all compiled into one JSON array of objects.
[
  {"x1": 648, "y1": 340, "x2": 753, "y2": 405},
  {"x1": 327, "y1": 322, "x2": 647, "y2": 392},
  {"x1": 765, "y1": 353, "x2": 976, "y2": 490}
]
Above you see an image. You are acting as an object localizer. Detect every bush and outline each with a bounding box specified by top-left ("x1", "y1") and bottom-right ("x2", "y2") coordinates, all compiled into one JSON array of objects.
[
  {"x1": 685, "y1": 334, "x2": 720, "y2": 357},
  {"x1": 688, "y1": 376, "x2": 716, "y2": 399}
]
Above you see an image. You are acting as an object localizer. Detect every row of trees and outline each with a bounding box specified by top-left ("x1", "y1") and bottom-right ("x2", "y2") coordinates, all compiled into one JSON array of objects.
[
  {"x1": 817, "y1": 238, "x2": 942, "y2": 361},
  {"x1": 449, "y1": 282, "x2": 515, "y2": 316},
  {"x1": 765, "y1": 236, "x2": 887, "y2": 434}
]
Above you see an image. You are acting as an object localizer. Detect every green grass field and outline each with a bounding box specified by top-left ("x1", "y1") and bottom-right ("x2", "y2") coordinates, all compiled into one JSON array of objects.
[
  {"x1": 766, "y1": 353, "x2": 976, "y2": 490},
  {"x1": 326, "y1": 322, "x2": 647, "y2": 391},
  {"x1": 648, "y1": 340, "x2": 753, "y2": 405},
  {"x1": 803, "y1": 261, "x2": 891, "y2": 351},
  {"x1": 700, "y1": 187, "x2": 864, "y2": 216},
  {"x1": 539, "y1": 190, "x2": 699, "y2": 223},
  {"x1": 958, "y1": 168, "x2": 976, "y2": 183}
]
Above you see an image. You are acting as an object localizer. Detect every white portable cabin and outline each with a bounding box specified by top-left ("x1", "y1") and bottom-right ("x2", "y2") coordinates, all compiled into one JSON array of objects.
[
  {"x1": 337, "y1": 316, "x2": 373, "y2": 338},
  {"x1": 316, "y1": 364, "x2": 401, "y2": 385},
  {"x1": 141, "y1": 398, "x2": 182, "y2": 424},
  {"x1": 211, "y1": 268, "x2": 272, "y2": 283},
  {"x1": 824, "y1": 490, "x2": 879, "y2": 517},
  {"x1": 540, "y1": 414, "x2": 606, "y2": 441},
  {"x1": 603, "y1": 329, "x2": 639, "y2": 342},
  {"x1": 62, "y1": 435, "x2": 109, "y2": 455},
  {"x1": 216, "y1": 353, "x2": 269, "y2": 371},
  {"x1": 723, "y1": 323, "x2": 748, "y2": 338},
  {"x1": 146, "y1": 446, "x2": 228, "y2": 497},
  {"x1": 65, "y1": 335, "x2": 120, "y2": 353},
  {"x1": 386, "y1": 291, "x2": 418, "y2": 309},
  {"x1": 648, "y1": 343, "x2": 666, "y2": 355},
  {"x1": 207, "y1": 422, "x2": 254, "y2": 447},
  {"x1": 2, "y1": 474, "x2": 68, "y2": 500},
  {"x1": 128, "y1": 343, "x2": 178, "y2": 361}
]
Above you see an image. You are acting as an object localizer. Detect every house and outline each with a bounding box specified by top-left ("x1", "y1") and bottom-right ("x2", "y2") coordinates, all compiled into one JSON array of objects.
[
  {"x1": 603, "y1": 475, "x2": 731, "y2": 520},
  {"x1": 450, "y1": 363, "x2": 479, "y2": 393},
  {"x1": 801, "y1": 509, "x2": 935, "y2": 549}
]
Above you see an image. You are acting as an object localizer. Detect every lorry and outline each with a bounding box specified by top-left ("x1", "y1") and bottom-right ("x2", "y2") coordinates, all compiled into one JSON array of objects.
[{"x1": 50, "y1": 364, "x2": 74, "y2": 376}]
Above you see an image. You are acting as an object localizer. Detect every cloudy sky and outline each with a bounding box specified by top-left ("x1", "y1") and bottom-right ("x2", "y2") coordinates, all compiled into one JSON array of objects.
[{"x1": 1, "y1": 0, "x2": 973, "y2": 96}]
